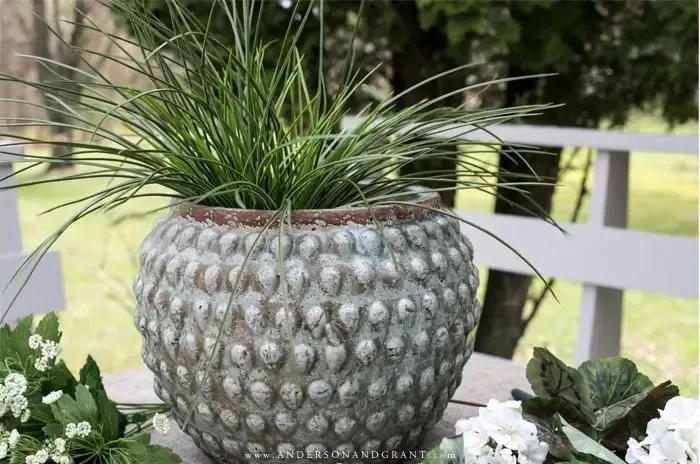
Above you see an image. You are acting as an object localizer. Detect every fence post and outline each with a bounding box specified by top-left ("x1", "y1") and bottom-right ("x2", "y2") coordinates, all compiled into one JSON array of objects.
[
  {"x1": 0, "y1": 144, "x2": 23, "y2": 254},
  {"x1": 574, "y1": 149, "x2": 629, "y2": 365}
]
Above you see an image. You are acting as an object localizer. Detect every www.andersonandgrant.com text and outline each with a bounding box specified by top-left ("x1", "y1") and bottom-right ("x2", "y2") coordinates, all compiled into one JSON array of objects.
[{"x1": 244, "y1": 450, "x2": 456, "y2": 461}]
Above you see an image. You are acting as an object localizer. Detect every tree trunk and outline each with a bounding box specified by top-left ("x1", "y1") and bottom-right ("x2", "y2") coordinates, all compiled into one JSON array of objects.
[
  {"x1": 46, "y1": 114, "x2": 76, "y2": 172},
  {"x1": 474, "y1": 147, "x2": 562, "y2": 357},
  {"x1": 32, "y1": 0, "x2": 88, "y2": 172},
  {"x1": 474, "y1": 55, "x2": 563, "y2": 357},
  {"x1": 389, "y1": 0, "x2": 465, "y2": 208}
]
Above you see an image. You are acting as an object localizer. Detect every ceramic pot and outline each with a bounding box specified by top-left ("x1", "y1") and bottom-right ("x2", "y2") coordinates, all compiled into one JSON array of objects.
[{"x1": 133, "y1": 191, "x2": 481, "y2": 463}]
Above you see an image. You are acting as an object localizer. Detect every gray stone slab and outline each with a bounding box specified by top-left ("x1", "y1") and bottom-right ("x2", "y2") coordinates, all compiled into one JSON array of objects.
[{"x1": 103, "y1": 352, "x2": 529, "y2": 463}]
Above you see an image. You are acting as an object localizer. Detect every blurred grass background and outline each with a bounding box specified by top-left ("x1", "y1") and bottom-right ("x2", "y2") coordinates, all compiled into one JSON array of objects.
[{"x1": 14, "y1": 113, "x2": 699, "y2": 395}]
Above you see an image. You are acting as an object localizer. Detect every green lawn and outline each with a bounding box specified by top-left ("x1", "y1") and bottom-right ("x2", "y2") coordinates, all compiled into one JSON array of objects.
[{"x1": 12, "y1": 114, "x2": 699, "y2": 396}]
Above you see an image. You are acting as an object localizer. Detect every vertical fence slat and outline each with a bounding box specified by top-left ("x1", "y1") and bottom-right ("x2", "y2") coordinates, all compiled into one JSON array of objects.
[
  {"x1": 0, "y1": 143, "x2": 65, "y2": 324},
  {"x1": 575, "y1": 149, "x2": 630, "y2": 365},
  {"x1": 0, "y1": 144, "x2": 23, "y2": 253}
]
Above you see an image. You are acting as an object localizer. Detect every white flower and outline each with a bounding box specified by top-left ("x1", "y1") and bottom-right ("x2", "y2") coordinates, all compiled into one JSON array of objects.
[
  {"x1": 42, "y1": 391, "x2": 63, "y2": 405},
  {"x1": 661, "y1": 397, "x2": 700, "y2": 427},
  {"x1": 65, "y1": 421, "x2": 91, "y2": 438},
  {"x1": 626, "y1": 437, "x2": 650, "y2": 464},
  {"x1": 11, "y1": 395, "x2": 28, "y2": 418},
  {"x1": 25, "y1": 448, "x2": 50, "y2": 464},
  {"x1": 33, "y1": 449, "x2": 49, "y2": 463},
  {"x1": 4, "y1": 373, "x2": 28, "y2": 396},
  {"x1": 153, "y1": 413, "x2": 170, "y2": 434},
  {"x1": 28, "y1": 334, "x2": 43, "y2": 349},
  {"x1": 473, "y1": 445, "x2": 517, "y2": 464},
  {"x1": 662, "y1": 397, "x2": 700, "y2": 454},
  {"x1": 40, "y1": 340, "x2": 61, "y2": 360},
  {"x1": 65, "y1": 423, "x2": 77, "y2": 439},
  {"x1": 53, "y1": 455, "x2": 70, "y2": 464},
  {"x1": 54, "y1": 438, "x2": 66, "y2": 453},
  {"x1": 520, "y1": 439, "x2": 549, "y2": 464},
  {"x1": 76, "y1": 421, "x2": 91, "y2": 437},
  {"x1": 453, "y1": 399, "x2": 548, "y2": 464},
  {"x1": 34, "y1": 357, "x2": 49, "y2": 372},
  {"x1": 458, "y1": 417, "x2": 489, "y2": 451},
  {"x1": 20, "y1": 408, "x2": 31, "y2": 423},
  {"x1": 652, "y1": 431, "x2": 691, "y2": 462},
  {"x1": 479, "y1": 400, "x2": 531, "y2": 451},
  {"x1": 0, "y1": 442, "x2": 8, "y2": 460},
  {"x1": 626, "y1": 396, "x2": 699, "y2": 464},
  {"x1": 9, "y1": 429, "x2": 20, "y2": 447}
]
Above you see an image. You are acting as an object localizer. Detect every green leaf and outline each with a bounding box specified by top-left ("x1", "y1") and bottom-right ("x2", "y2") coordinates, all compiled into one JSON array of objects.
[
  {"x1": 425, "y1": 435, "x2": 463, "y2": 464},
  {"x1": 43, "y1": 422, "x2": 65, "y2": 437},
  {"x1": 8, "y1": 315, "x2": 33, "y2": 360},
  {"x1": 602, "y1": 381, "x2": 679, "y2": 452},
  {"x1": 126, "y1": 439, "x2": 149, "y2": 455},
  {"x1": 79, "y1": 355, "x2": 105, "y2": 393},
  {"x1": 50, "y1": 386, "x2": 98, "y2": 425},
  {"x1": 128, "y1": 412, "x2": 150, "y2": 425},
  {"x1": 560, "y1": 415, "x2": 626, "y2": 464},
  {"x1": 132, "y1": 432, "x2": 152, "y2": 446},
  {"x1": 523, "y1": 412, "x2": 574, "y2": 461},
  {"x1": 97, "y1": 390, "x2": 123, "y2": 441},
  {"x1": 28, "y1": 401, "x2": 56, "y2": 425},
  {"x1": 42, "y1": 361, "x2": 77, "y2": 396},
  {"x1": 0, "y1": 325, "x2": 11, "y2": 358},
  {"x1": 50, "y1": 394, "x2": 83, "y2": 425},
  {"x1": 35, "y1": 312, "x2": 61, "y2": 343},
  {"x1": 75, "y1": 384, "x2": 99, "y2": 423},
  {"x1": 526, "y1": 348, "x2": 595, "y2": 421},
  {"x1": 126, "y1": 441, "x2": 182, "y2": 464},
  {"x1": 145, "y1": 445, "x2": 183, "y2": 464},
  {"x1": 578, "y1": 357, "x2": 654, "y2": 430},
  {"x1": 424, "y1": 446, "x2": 445, "y2": 464},
  {"x1": 522, "y1": 396, "x2": 591, "y2": 427}
]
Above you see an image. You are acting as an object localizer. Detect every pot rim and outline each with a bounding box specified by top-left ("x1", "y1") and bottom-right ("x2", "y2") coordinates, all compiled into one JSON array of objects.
[{"x1": 178, "y1": 190, "x2": 442, "y2": 227}]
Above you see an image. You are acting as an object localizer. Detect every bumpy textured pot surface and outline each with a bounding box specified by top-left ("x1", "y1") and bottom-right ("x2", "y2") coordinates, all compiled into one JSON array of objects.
[{"x1": 133, "y1": 192, "x2": 481, "y2": 463}]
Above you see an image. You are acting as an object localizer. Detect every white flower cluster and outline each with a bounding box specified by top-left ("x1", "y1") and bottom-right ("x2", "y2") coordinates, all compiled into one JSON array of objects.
[
  {"x1": 453, "y1": 399, "x2": 549, "y2": 464},
  {"x1": 65, "y1": 421, "x2": 91, "y2": 439},
  {"x1": 24, "y1": 422, "x2": 90, "y2": 464},
  {"x1": 626, "y1": 396, "x2": 699, "y2": 464},
  {"x1": 0, "y1": 373, "x2": 31, "y2": 423},
  {"x1": 29, "y1": 334, "x2": 61, "y2": 372},
  {"x1": 0, "y1": 426, "x2": 21, "y2": 459},
  {"x1": 152, "y1": 413, "x2": 170, "y2": 434},
  {"x1": 25, "y1": 437, "x2": 69, "y2": 464}
]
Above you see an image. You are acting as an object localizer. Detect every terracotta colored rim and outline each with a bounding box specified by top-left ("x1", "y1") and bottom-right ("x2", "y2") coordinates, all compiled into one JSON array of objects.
[{"x1": 178, "y1": 191, "x2": 442, "y2": 227}]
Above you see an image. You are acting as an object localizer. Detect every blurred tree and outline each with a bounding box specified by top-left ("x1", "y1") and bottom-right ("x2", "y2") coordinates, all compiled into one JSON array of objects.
[
  {"x1": 421, "y1": 0, "x2": 699, "y2": 357},
  {"x1": 11, "y1": 0, "x2": 119, "y2": 170},
  {"x1": 122, "y1": 0, "x2": 698, "y2": 357},
  {"x1": 1, "y1": 1, "x2": 147, "y2": 145},
  {"x1": 31, "y1": 0, "x2": 93, "y2": 170}
]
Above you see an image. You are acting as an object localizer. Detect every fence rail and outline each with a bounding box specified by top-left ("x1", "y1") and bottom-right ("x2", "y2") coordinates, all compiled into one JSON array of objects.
[{"x1": 343, "y1": 117, "x2": 699, "y2": 364}]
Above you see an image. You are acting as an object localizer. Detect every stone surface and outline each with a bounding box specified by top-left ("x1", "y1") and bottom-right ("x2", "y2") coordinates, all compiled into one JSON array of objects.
[
  {"x1": 103, "y1": 353, "x2": 530, "y2": 463},
  {"x1": 133, "y1": 200, "x2": 481, "y2": 463}
]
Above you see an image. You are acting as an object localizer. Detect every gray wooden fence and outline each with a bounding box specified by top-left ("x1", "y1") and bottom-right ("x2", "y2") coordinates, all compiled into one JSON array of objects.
[
  {"x1": 343, "y1": 117, "x2": 698, "y2": 363},
  {"x1": 0, "y1": 143, "x2": 64, "y2": 322}
]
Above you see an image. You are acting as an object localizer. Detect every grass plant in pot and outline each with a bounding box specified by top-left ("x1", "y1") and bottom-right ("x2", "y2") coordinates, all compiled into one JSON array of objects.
[{"x1": 0, "y1": 0, "x2": 556, "y2": 461}]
